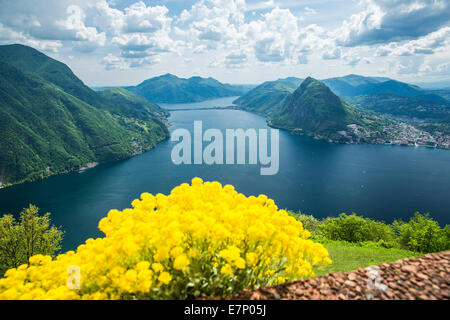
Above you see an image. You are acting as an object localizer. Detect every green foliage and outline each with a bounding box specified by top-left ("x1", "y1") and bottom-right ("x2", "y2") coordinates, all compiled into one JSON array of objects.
[
  {"x1": 0, "y1": 205, "x2": 63, "y2": 275},
  {"x1": 289, "y1": 211, "x2": 449, "y2": 254},
  {"x1": 346, "y1": 94, "x2": 450, "y2": 122},
  {"x1": 98, "y1": 87, "x2": 169, "y2": 119},
  {"x1": 289, "y1": 212, "x2": 321, "y2": 234},
  {"x1": 0, "y1": 44, "x2": 169, "y2": 187},
  {"x1": 127, "y1": 73, "x2": 248, "y2": 104},
  {"x1": 392, "y1": 213, "x2": 450, "y2": 253},
  {"x1": 319, "y1": 213, "x2": 397, "y2": 245},
  {"x1": 416, "y1": 122, "x2": 450, "y2": 136}
]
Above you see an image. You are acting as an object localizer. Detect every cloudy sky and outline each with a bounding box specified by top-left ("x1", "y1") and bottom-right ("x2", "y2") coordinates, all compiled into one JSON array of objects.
[{"x1": 0, "y1": 0, "x2": 449, "y2": 86}]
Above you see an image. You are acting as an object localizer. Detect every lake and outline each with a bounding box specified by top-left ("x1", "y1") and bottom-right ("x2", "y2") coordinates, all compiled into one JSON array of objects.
[{"x1": 0, "y1": 97, "x2": 449, "y2": 251}]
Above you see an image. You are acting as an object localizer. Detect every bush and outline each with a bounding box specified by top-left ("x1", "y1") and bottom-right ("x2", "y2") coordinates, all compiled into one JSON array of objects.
[
  {"x1": 393, "y1": 213, "x2": 450, "y2": 253},
  {"x1": 319, "y1": 213, "x2": 396, "y2": 244},
  {"x1": 289, "y1": 212, "x2": 322, "y2": 234},
  {"x1": 0, "y1": 178, "x2": 331, "y2": 300}
]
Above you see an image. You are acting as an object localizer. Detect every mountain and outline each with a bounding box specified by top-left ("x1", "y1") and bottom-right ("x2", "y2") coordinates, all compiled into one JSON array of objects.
[
  {"x1": 323, "y1": 75, "x2": 448, "y2": 103},
  {"x1": 322, "y1": 75, "x2": 450, "y2": 121},
  {"x1": 321, "y1": 75, "x2": 389, "y2": 97},
  {"x1": 351, "y1": 80, "x2": 447, "y2": 104},
  {"x1": 0, "y1": 44, "x2": 107, "y2": 109},
  {"x1": 0, "y1": 44, "x2": 169, "y2": 188},
  {"x1": 268, "y1": 77, "x2": 401, "y2": 143},
  {"x1": 233, "y1": 78, "x2": 302, "y2": 115},
  {"x1": 126, "y1": 74, "x2": 250, "y2": 104},
  {"x1": 270, "y1": 77, "x2": 357, "y2": 134}
]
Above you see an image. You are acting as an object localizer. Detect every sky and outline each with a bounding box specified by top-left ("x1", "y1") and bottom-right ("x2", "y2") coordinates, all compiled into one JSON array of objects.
[{"x1": 0, "y1": 0, "x2": 449, "y2": 86}]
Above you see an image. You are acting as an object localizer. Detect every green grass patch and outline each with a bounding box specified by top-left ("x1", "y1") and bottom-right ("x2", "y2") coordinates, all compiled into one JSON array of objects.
[{"x1": 314, "y1": 240, "x2": 420, "y2": 277}]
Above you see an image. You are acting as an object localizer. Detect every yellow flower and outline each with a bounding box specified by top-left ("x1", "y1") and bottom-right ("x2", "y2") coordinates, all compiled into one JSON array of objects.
[
  {"x1": 173, "y1": 254, "x2": 189, "y2": 271},
  {"x1": 170, "y1": 246, "x2": 184, "y2": 258},
  {"x1": 154, "y1": 246, "x2": 169, "y2": 261},
  {"x1": 136, "y1": 261, "x2": 150, "y2": 271},
  {"x1": 123, "y1": 242, "x2": 139, "y2": 256},
  {"x1": 158, "y1": 272, "x2": 172, "y2": 285},
  {"x1": 152, "y1": 263, "x2": 164, "y2": 273},
  {"x1": 191, "y1": 177, "x2": 203, "y2": 186},
  {"x1": 220, "y1": 264, "x2": 233, "y2": 275},
  {"x1": 246, "y1": 252, "x2": 258, "y2": 266},
  {"x1": 124, "y1": 269, "x2": 137, "y2": 282},
  {"x1": 235, "y1": 257, "x2": 246, "y2": 269}
]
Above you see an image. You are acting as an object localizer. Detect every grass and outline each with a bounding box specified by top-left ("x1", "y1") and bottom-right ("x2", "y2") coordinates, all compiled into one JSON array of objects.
[{"x1": 314, "y1": 240, "x2": 421, "y2": 277}]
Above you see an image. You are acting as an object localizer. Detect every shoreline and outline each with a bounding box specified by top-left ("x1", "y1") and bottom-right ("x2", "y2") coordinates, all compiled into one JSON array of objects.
[
  {"x1": 0, "y1": 135, "x2": 170, "y2": 191},
  {"x1": 78, "y1": 162, "x2": 99, "y2": 172}
]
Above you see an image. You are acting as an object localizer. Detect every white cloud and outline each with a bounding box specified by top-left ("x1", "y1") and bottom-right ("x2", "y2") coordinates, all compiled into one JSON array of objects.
[
  {"x1": 0, "y1": 22, "x2": 63, "y2": 52},
  {"x1": 225, "y1": 50, "x2": 248, "y2": 67},
  {"x1": 122, "y1": 2, "x2": 172, "y2": 33},
  {"x1": 102, "y1": 52, "x2": 159, "y2": 70},
  {"x1": 242, "y1": 7, "x2": 325, "y2": 64},
  {"x1": 336, "y1": 0, "x2": 450, "y2": 46},
  {"x1": 375, "y1": 27, "x2": 450, "y2": 57},
  {"x1": 0, "y1": 0, "x2": 105, "y2": 49},
  {"x1": 112, "y1": 33, "x2": 174, "y2": 53},
  {"x1": 94, "y1": 1, "x2": 175, "y2": 64},
  {"x1": 322, "y1": 47, "x2": 341, "y2": 60},
  {"x1": 56, "y1": 5, "x2": 106, "y2": 52},
  {"x1": 102, "y1": 53, "x2": 127, "y2": 70},
  {"x1": 178, "y1": 0, "x2": 245, "y2": 49}
]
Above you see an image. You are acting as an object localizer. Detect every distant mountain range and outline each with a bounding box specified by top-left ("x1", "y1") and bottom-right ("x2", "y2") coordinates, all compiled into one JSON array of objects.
[
  {"x1": 98, "y1": 72, "x2": 450, "y2": 122},
  {"x1": 236, "y1": 74, "x2": 450, "y2": 123},
  {"x1": 321, "y1": 75, "x2": 450, "y2": 121},
  {"x1": 0, "y1": 44, "x2": 169, "y2": 187},
  {"x1": 124, "y1": 74, "x2": 254, "y2": 104}
]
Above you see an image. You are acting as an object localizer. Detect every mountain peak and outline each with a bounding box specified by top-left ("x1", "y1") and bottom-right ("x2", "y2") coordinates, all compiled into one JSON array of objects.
[
  {"x1": 270, "y1": 77, "x2": 350, "y2": 134},
  {"x1": 300, "y1": 76, "x2": 321, "y2": 87},
  {"x1": 297, "y1": 77, "x2": 332, "y2": 95},
  {"x1": 0, "y1": 43, "x2": 40, "y2": 52},
  {"x1": 159, "y1": 73, "x2": 179, "y2": 79}
]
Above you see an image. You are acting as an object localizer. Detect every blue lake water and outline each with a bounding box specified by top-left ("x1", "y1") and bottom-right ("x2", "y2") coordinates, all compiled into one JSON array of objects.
[
  {"x1": 159, "y1": 96, "x2": 238, "y2": 110},
  {"x1": 0, "y1": 99, "x2": 449, "y2": 252}
]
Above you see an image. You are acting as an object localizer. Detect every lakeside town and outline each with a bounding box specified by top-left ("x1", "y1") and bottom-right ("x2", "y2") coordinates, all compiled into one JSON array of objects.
[{"x1": 338, "y1": 121, "x2": 450, "y2": 149}]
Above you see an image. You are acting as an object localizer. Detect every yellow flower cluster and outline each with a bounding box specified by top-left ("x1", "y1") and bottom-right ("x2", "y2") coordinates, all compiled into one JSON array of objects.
[{"x1": 0, "y1": 178, "x2": 331, "y2": 300}]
